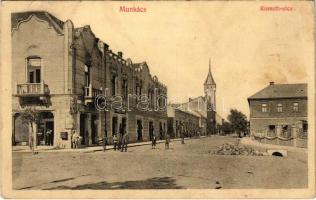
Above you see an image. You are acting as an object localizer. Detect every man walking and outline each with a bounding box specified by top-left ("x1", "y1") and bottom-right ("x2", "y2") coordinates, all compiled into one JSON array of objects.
[
  {"x1": 113, "y1": 134, "x2": 118, "y2": 151},
  {"x1": 152, "y1": 134, "x2": 157, "y2": 149},
  {"x1": 121, "y1": 132, "x2": 129, "y2": 152},
  {"x1": 165, "y1": 134, "x2": 170, "y2": 149},
  {"x1": 103, "y1": 135, "x2": 107, "y2": 152}
]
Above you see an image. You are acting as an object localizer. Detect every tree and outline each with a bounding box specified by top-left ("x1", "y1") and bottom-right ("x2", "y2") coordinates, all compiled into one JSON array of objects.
[
  {"x1": 20, "y1": 107, "x2": 41, "y2": 154},
  {"x1": 227, "y1": 109, "x2": 248, "y2": 138},
  {"x1": 221, "y1": 121, "x2": 232, "y2": 135}
]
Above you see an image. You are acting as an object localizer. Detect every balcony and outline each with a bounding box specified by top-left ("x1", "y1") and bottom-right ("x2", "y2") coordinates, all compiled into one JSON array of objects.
[
  {"x1": 84, "y1": 85, "x2": 102, "y2": 105},
  {"x1": 16, "y1": 81, "x2": 49, "y2": 97}
]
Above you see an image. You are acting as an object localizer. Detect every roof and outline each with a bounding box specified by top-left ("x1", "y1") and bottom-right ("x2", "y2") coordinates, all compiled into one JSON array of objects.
[
  {"x1": 12, "y1": 11, "x2": 64, "y2": 34},
  {"x1": 248, "y1": 83, "x2": 307, "y2": 100},
  {"x1": 204, "y1": 60, "x2": 216, "y2": 85},
  {"x1": 175, "y1": 108, "x2": 200, "y2": 118}
]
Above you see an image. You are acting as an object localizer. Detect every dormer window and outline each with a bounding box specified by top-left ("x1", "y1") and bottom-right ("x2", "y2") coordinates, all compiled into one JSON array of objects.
[
  {"x1": 27, "y1": 57, "x2": 41, "y2": 83},
  {"x1": 261, "y1": 103, "x2": 267, "y2": 112},
  {"x1": 293, "y1": 102, "x2": 299, "y2": 112},
  {"x1": 277, "y1": 103, "x2": 283, "y2": 112}
]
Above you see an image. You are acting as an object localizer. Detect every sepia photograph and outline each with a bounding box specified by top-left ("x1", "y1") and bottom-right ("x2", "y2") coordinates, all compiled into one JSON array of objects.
[{"x1": 0, "y1": 1, "x2": 315, "y2": 198}]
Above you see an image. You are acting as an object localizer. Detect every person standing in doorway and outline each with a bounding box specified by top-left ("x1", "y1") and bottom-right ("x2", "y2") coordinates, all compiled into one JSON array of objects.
[
  {"x1": 49, "y1": 129, "x2": 53, "y2": 146},
  {"x1": 45, "y1": 129, "x2": 50, "y2": 145}
]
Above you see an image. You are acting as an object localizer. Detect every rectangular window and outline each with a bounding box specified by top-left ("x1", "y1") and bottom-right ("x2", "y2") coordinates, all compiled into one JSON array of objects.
[
  {"x1": 122, "y1": 79, "x2": 128, "y2": 99},
  {"x1": 277, "y1": 104, "x2": 283, "y2": 112},
  {"x1": 293, "y1": 102, "x2": 299, "y2": 112},
  {"x1": 111, "y1": 75, "x2": 116, "y2": 96},
  {"x1": 84, "y1": 65, "x2": 90, "y2": 87},
  {"x1": 261, "y1": 104, "x2": 267, "y2": 112},
  {"x1": 27, "y1": 58, "x2": 41, "y2": 83}
]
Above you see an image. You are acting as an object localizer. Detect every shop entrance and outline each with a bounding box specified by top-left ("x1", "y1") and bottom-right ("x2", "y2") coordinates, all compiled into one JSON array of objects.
[{"x1": 13, "y1": 112, "x2": 54, "y2": 146}]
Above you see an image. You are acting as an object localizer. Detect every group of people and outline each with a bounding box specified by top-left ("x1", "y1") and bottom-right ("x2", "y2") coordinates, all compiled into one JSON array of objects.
[
  {"x1": 151, "y1": 133, "x2": 173, "y2": 149},
  {"x1": 112, "y1": 132, "x2": 129, "y2": 152},
  {"x1": 36, "y1": 129, "x2": 53, "y2": 146},
  {"x1": 70, "y1": 129, "x2": 183, "y2": 151}
]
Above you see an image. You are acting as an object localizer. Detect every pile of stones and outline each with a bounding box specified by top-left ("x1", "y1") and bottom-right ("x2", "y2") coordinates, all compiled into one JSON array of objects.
[{"x1": 210, "y1": 143, "x2": 264, "y2": 156}]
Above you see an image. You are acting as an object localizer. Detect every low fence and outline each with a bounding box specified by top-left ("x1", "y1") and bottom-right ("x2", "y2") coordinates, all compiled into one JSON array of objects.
[{"x1": 252, "y1": 128, "x2": 307, "y2": 148}]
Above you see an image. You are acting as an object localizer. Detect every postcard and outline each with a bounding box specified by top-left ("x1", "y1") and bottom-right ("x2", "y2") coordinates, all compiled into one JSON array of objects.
[{"x1": 0, "y1": 1, "x2": 315, "y2": 199}]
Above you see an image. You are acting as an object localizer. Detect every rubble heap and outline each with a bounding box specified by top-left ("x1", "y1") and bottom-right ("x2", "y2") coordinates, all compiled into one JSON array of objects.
[{"x1": 210, "y1": 143, "x2": 264, "y2": 156}]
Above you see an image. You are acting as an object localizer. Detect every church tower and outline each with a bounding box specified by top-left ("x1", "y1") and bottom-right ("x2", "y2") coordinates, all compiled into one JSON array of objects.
[{"x1": 204, "y1": 59, "x2": 216, "y2": 111}]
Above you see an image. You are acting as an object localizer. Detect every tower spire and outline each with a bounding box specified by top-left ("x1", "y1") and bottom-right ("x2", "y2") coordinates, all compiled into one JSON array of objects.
[{"x1": 204, "y1": 58, "x2": 215, "y2": 86}]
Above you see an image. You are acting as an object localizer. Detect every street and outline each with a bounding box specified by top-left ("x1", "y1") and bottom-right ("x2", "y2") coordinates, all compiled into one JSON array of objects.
[{"x1": 13, "y1": 136, "x2": 307, "y2": 190}]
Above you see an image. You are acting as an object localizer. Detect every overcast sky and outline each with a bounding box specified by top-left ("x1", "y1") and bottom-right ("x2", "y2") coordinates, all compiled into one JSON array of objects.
[{"x1": 6, "y1": 1, "x2": 313, "y2": 119}]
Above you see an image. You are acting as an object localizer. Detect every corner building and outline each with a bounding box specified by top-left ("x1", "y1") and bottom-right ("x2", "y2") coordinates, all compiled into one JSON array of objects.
[{"x1": 11, "y1": 11, "x2": 167, "y2": 148}]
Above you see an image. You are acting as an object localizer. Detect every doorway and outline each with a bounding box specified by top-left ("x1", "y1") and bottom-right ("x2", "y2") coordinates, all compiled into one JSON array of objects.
[
  {"x1": 91, "y1": 114, "x2": 98, "y2": 145},
  {"x1": 122, "y1": 117, "x2": 127, "y2": 135},
  {"x1": 149, "y1": 121, "x2": 154, "y2": 140},
  {"x1": 80, "y1": 114, "x2": 86, "y2": 145},
  {"x1": 112, "y1": 117, "x2": 118, "y2": 135},
  {"x1": 137, "y1": 119, "x2": 143, "y2": 141}
]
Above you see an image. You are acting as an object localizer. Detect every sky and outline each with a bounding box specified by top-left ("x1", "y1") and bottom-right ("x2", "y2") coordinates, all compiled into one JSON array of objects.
[{"x1": 5, "y1": 1, "x2": 314, "y2": 119}]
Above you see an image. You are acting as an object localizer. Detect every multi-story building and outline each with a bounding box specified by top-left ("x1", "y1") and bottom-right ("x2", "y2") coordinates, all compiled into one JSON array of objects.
[
  {"x1": 248, "y1": 82, "x2": 308, "y2": 147},
  {"x1": 11, "y1": 11, "x2": 167, "y2": 148}
]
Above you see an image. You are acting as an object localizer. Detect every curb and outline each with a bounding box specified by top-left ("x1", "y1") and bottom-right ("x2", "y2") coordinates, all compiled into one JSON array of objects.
[{"x1": 12, "y1": 136, "x2": 207, "y2": 153}]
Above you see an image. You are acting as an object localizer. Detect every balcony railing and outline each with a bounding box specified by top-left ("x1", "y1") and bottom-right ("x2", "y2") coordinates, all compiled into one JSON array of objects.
[
  {"x1": 84, "y1": 85, "x2": 102, "y2": 104},
  {"x1": 16, "y1": 81, "x2": 49, "y2": 96}
]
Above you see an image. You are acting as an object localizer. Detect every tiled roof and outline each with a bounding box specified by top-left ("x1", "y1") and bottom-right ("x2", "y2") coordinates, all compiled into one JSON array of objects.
[
  {"x1": 12, "y1": 11, "x2": 64, "y2": 34},
  {"x1": 248, "y1": 83, "x2": 307, "y2": 100}
]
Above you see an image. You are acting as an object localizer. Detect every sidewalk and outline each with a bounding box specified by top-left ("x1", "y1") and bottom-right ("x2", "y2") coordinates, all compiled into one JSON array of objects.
[
  {"x1": 12, "y1": 136, "x2": 206, "y2": 153},
  {"x1": 240, "y1": 137, "x2": 308, "y2": 153}
]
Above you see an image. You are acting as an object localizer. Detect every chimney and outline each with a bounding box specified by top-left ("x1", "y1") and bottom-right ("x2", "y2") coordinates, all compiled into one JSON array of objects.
[
  {"x1": 118, "y1": 51, "x2": 123, "y2": 58},
  {"x1": 270, "y1": 81, "x2": 274, "y2": 85},
  {"x1": 104, "y1": 43, "x2": 109, "y2": 50}
]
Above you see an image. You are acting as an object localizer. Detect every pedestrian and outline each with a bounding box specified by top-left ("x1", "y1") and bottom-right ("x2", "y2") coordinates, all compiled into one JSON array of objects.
[
  {"x1": 152, "y1": 135, "x2": 156, "y2": 149},
  {"x1": 121, "y1": 132, "x2": 129, "y2": 152},
  {"x1": 72, "y1": 132, "x2": 80, "y2": 149},
  {"x1": 165, "y1": 134, "x2": 170, "y2": 149},
  {"x1": 117, "y1": 133, "x2": 122, "y2": 150},
  {"x1": 113, "y1": 134, "x2": 118, "y2": 151},
  {"x1": 103, "y1": 135, "x2": 107, "y2": 152}
]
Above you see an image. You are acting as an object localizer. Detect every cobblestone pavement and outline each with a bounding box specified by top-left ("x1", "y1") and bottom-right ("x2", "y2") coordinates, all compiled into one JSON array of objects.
[{"x1": 12, "y1": 136, "x2": 307, "y2": 190}]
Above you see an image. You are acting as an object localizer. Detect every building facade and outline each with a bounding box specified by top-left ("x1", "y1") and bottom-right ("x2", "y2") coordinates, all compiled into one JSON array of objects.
[
  {"x1": 248, "y1": 82, "x2": 308, "y2": 147},
  {"x1": 12, "y1": 11, "x2": 167, "y2": 148},
  {"x1": 167, "y1": 105, "x2": 204, "y2": 138}
]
